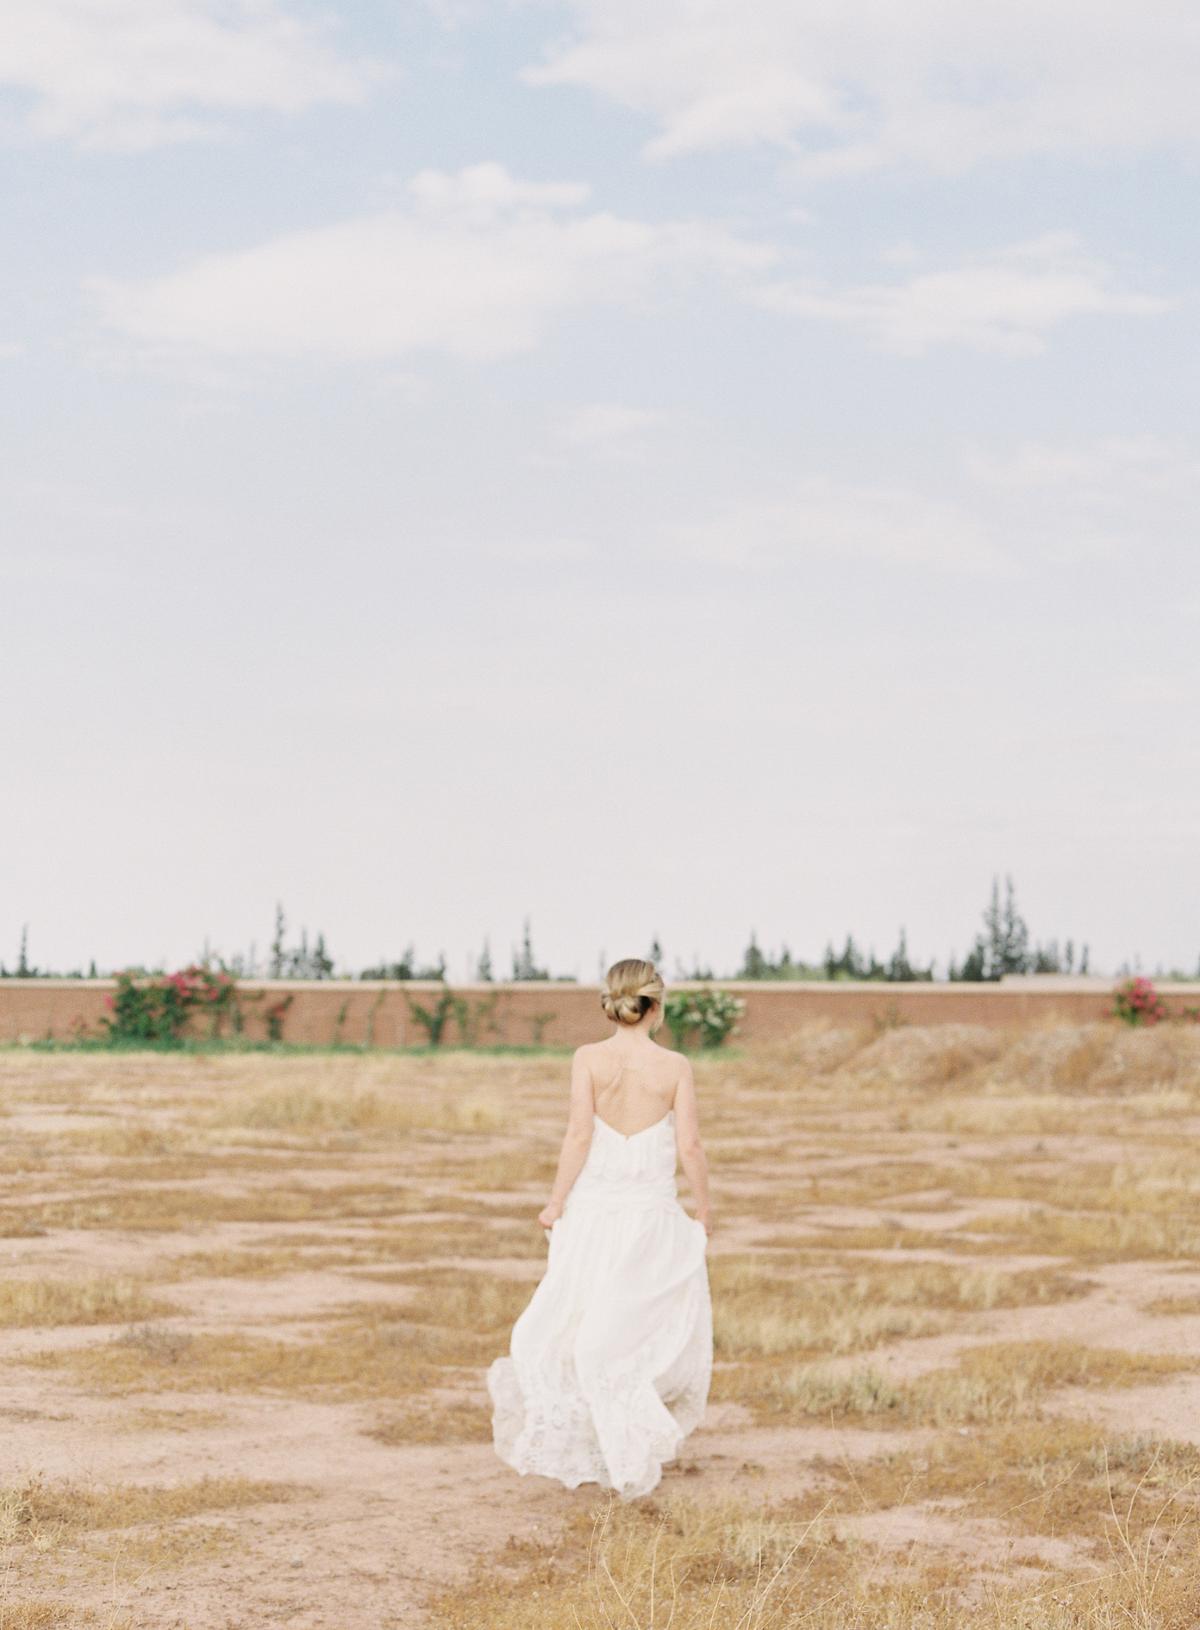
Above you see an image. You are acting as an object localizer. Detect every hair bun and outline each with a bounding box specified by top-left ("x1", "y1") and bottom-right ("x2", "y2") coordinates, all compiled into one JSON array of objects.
[{"x1": 601, "y1": 958, "x2": 665, "y2": 1027}]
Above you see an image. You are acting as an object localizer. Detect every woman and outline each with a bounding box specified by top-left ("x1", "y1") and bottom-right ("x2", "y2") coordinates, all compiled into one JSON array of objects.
[{"x1": 487, "y1": 958, "x2": 713, "y2": 1500}]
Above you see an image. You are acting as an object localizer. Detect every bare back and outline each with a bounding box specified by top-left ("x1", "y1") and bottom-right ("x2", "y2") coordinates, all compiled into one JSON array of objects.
[{"x1": 584, "y1": 1039, "x2": 682, "y2": 1135}]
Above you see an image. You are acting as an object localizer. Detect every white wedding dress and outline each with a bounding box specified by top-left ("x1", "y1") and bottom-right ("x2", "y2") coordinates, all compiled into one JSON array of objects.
[{"x1": 487, "y1": 1106, "x2": 712, "y2": 1500}]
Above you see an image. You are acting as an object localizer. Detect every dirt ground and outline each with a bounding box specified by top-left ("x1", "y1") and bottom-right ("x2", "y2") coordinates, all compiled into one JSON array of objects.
[{"x1": 2, "y1": 1024, "x2": 1200, "y2": 1628}]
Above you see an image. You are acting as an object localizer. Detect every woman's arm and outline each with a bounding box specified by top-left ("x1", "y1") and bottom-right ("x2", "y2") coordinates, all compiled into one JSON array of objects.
[
  {"x1": 673, "y1": 1057, "x2": 712, "y2": 1233},
  {"x1": 537, "y1": 1048, "x2": 595, "y2": 1228}
]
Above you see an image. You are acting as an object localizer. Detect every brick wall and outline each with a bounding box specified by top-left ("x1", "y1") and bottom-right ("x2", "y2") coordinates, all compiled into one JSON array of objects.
[{"x1": 0, "y1": 978, "x2": 1194, "y2": 1048}]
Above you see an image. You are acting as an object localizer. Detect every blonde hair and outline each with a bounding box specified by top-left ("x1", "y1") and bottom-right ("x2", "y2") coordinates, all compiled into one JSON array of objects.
[{"x1": 601, "y1": 958, "x2": 665, "y2": 1029}]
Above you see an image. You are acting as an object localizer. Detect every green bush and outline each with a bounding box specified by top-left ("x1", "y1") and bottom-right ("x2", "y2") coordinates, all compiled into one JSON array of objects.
[
  {"x1": 663, "y1": 987, "x2": 744, "y2": 1050},
  {"x1": 103, "y1": 967, "x2": 237, "y2": 1046}
]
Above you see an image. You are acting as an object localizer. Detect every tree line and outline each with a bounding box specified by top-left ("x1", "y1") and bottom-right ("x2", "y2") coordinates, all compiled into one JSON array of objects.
[{"x1": 3, "y1": 879, "x2": 1197, "y2": 983}]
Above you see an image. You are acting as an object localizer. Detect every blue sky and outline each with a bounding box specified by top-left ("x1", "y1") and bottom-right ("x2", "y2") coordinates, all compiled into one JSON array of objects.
[{"x1": 1, "y1": 0, "x2": 1196, "y2": 981}]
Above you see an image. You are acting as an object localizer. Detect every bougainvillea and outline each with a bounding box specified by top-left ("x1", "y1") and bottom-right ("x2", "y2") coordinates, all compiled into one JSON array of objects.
[
  {"x1": 1112, "y1": 976, "x2": 1167, "y2": 1027},
  {"x1": 103, "y1": 966, "x2": 237, "y2": 1044}
]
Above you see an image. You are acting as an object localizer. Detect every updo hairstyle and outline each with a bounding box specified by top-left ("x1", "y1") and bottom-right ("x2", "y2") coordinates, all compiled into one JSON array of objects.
[{"x1": 601, "y1": 959, "x2": 665, "y2": 1028}]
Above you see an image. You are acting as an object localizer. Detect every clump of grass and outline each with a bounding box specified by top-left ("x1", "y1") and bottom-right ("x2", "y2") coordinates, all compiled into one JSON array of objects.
[
  {"x1": 0, "y1": 1472, "x2": 303, "y2": 1546},
  {"x1": 818, "y1": 1419, "x2": 1200, "y2": 1546},
  {"x1": 0, "y1": 1605, "x2": 131, "y2": 1628},
  {"x1": 431, "y1": 1483, "x2": 1200, "y2": 1629},
  {"x1": 112, "y1": 1406, "x2": 228, "y2": 1433},
  {"x1": 366, "y1": 1393, "x2": 490, "y2": 1446},
  {"x1": 0, "y1": 1178, "x2": 437, "y2": 1234},
  {"x1": 431, "y1": 1493, "x2": 838, "y2": 1630},
  {"x1": 29, "y1": 1272, "x2": 532, "y2": 1400},
  {"x1": 0, "y1": 1276, "x2": 175, "y2": 1327},
  {"x1": 722, "y1": 1340, "x2": 1197, "y2": 1428},
  {"x1": 713, "y1": 1258, "x2": 1090, "y2": 1363},
  {"x1": 210, "y1": 1082, "x2": 503, "y2": 1137},
  {"x1": 970, "y1": 1206, "x2": 1200, "y2": 1261},
  {"x1": 1144, "y1": 1293, "x2": 1200, "y2": 1316}
]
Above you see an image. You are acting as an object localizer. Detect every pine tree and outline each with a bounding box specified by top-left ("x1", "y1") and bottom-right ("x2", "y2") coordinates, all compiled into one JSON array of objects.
[
  {"x1": 740, "y1": 932, "x2": 767, "y2": 979},
  {"x1": 270, "y1": 905, "x2": 286, "y2": 978},
  {"x1": 997, "y1": 876, "x2": 1030, "y2": 975},
  {"x1": 16, "y1": 925, "x2": 30, "y2": 978},
  {"x1": 476, "y1": 938, "x2": 494, "y2": 981},
  {"x1": 313, "y1": 933, "x2": 334, "y2": 980},
  {"x1": 887, "y1": 928, "x2": 914, "y2": 982},
  {"x1": 512, "y1": 918, "x2": 548, "y2": 981},
  {"x1": 648, "y1": 936, "x2": 663, "y2": 967},
  {"x1": 958, "y1": 937, "x2": 988, "y2": 982}
]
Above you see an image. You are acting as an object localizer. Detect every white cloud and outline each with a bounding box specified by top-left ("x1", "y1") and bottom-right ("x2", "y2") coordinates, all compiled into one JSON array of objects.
[
  {"x1": 666, "y1": 479, "x2": 1012, "y2": 575},
  {"x1": 87, "y1": 162, "x2": 777, "y2": 365},
  {"x1": 524, "y1": 1, "x2": 1200, "y2": 173},
  {"x1": 965, "y1": 435, "x2": 1200, "y2": 562},
  {"x1": 0, "y1": 0, "x2": 374, "y2": 150},
  {"x1": 753, "y1": 234, "x2": 1168, "y2": 355},
  {"x1": 661, "y1": 435, "x2": 1200, "y2": 577},
  {"x1": 558, "y1": 402, "x2": 664, "y2": 447}
]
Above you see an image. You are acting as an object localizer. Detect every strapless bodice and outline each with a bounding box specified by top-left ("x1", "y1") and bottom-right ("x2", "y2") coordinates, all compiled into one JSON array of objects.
[{"x1": 564, "y1": 1108, "x2": 678, "y2": 1213}]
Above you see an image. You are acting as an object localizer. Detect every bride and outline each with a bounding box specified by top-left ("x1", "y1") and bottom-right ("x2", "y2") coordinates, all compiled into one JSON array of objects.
[{"x1": 487, "y1": 959, "x2": 713, "y2": 1500}]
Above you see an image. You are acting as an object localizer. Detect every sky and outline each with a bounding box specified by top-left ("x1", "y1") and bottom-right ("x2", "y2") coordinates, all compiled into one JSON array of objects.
[{"x1": 1, "y1": 0, "x2": 1197, "y2": 983}]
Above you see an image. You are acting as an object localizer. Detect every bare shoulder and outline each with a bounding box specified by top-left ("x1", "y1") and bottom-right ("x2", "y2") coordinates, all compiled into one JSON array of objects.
[
  {"x1": 652, "y1": 1040, "x2": 691, "y2": 1074},
  {"x1": 659, "y1": 1045, "x2": 694, "y2": 1098},
  {"x1": 571, "y1": 1042, "x2": 603, "y2": 1080}
]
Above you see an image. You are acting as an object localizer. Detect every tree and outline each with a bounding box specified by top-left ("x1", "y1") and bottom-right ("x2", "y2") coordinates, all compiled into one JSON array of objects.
[
  {"x1": 512, "y1": 918, "x2": 549, "y2": 981},
  {"x1": 312, "y1": 933, "x2": 335, "y2": 980},
  {"x1": 648, "y1": 936, "x2": 664, "y2": 967},
  {"x1": 825, "y1": 934, "x2": 871, "y2": 980},
  {"x1": 739, "y1": 932, "x2": 769, "y2": 979},
  {"x1": 887, "y1": 928, "x2": 920, "y2": 982},
  {"x1": 476, "y1": 938, "x2": 494, "y2": 981},
  {"x1": 979, "y1": 875, "x2": 1029, "y2": 976},
  {"x1": 269, "y1": 904, "x2": 286, "y2": 979},
  {"x1": 956, "y1": 938, "x2": 988, "y2": 982},
  {"x1": 953, "y1": 875, "x2": 1031, "y2": 981},
  {"x1": 360, "y1": 947, "x2": 446, "y2": 981},
  {"x1": 16, "y1": 925, "x2": 31, "y2": 978}
]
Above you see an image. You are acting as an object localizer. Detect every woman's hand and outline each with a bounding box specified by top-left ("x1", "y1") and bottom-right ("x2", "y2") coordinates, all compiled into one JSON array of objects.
[
  {"x1": 538, "y1": 1198, "x2": 563, "y2": 1230},
  {"x1": 696, "y1": 1206, "x2": 713, "y2": 1237}
]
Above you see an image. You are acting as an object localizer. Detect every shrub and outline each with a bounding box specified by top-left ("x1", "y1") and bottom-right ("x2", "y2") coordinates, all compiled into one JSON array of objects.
[
  {"x1": 663, "y1": 987, "x2": 744, "y2": 1050},
  {"x1": 103, "y1": 966, "x2": 237, "y2": 1045},
  {"x1": 1113, "y1": 976, "x2": 1166, "y2": 1027}
]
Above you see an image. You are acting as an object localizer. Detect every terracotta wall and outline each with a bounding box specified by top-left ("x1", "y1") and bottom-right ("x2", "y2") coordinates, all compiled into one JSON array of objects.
[{"x1": 1, "y1": 978, "x2": 1195, "y2": 1048}]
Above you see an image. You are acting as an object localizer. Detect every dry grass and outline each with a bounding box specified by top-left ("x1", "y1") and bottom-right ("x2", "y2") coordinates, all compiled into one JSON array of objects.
[
  {"x1": 430, "y1": 1481, "x2": 1200, "y2": 1629},
  {"x1": 727, "y1": 1341, "x2": 1198, "y2": 1428},
  {"x1": 0, "y1": 1606, "x2": 132, "y2": 1629},
  {"x1": 0, "y1": 1178, "x2": 435, "y2": 1235},
  {"x1": 817, "y1": 1419, "x2": 1200, "y2": 1544},
  {"x1": 0, "y1": 1275, "x2": 174, "y2": 1327},
  {"x1": 969, "y1": 1206, "x2": 1200, "y2": 1261},
  {"x1": 6, "y1": 1026, "x2": 1200, "y2": 1625},
  {"x1": 1144, "y1": 1293, "x2": 1200, "y2": 1316},
  {"x1": 27, "y1": 1271, "x2": 533, "y2": 1399},
  {"x1": 206, "y1": 1080, "x2": 504, "y2": 1137},
  {"x1": 0, "y1": 1474, "x2": 303, "y2": 1547},
  {"x1": 714, "y1": 1256, "x2": 1090, "y2": 1361}
]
